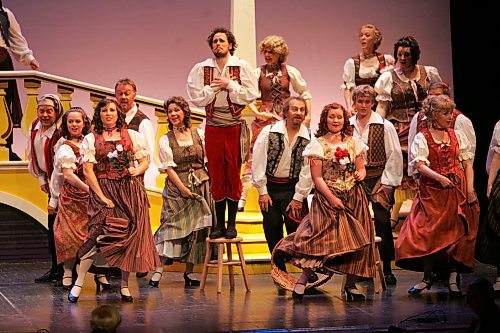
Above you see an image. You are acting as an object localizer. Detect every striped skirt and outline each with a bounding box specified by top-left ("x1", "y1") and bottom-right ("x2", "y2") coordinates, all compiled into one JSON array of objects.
[
  {"x1": 85, "y1": 177, "x2": 160, "y2": 272},
  {"x1": 154, "y1": 179, "x2": 213, "y2": 265},
  {"x1": 274, "y1": 183, "x2": 376, "y2": 278}
]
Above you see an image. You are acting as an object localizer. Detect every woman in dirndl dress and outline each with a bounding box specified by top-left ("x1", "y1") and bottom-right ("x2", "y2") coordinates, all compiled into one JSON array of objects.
[
  {"x1": 148, "y1": 96, "x2": 214, "y2": 288},
  {"x1": 51, "y1": 107, "x2": 97, "y2": 289},
  {"x1": 68, "y1": 98, "x2": 160, "y2": 303},
  {"x1": 273, "y1": 103, "x2": 376, "y2": 302}
]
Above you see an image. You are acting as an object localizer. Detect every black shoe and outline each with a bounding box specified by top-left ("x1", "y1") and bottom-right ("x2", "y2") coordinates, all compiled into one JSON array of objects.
[
  {"x1": 184, "y1": 272, "x2": 200, "y2": 287},
  {"x1": 408, "y1": 279, "x2": 433, "y2": 295},
  {"x1": 225, "y1": 228, "x2": 237, "y2": 239},
  {"x1": 61, "y1": 276, "x2": 73, "y2": 291},
  {"x1": 344, "y1": 286, "x2": 366, "y2": 302},
  {"x1": 120, "y1": 287, "x2": 133, "y2": 302},
  {"x1": 136, "y1": 272, "x2": 148, "y2": 278},
  {"x1": 209, "y1": 226, "x2": 226, "y2": 239},
  {"x1": 447, "y1": 274, "x2": 462, "y2": 297},
  {"x1": 148, "y1": 272, "x2": 162, "y2": 288},
  {"x1": 385, "y1": 273, "x2": 397, "y2": 286},
  {"x1": 35, "y1": 269, "x2": 63, "y2": 283},
  {"x1": 68, "y1": 285, "x2": 82, "y2": 303},
  {"x1": 94, "y1": 274, "x2": 112, "y2": 292},
  {"x1": 292, "y1": 282, "x2": 306, "y2": 302},
  {"x1": 307, "y1": 272, "x2": 319, "y2": 283}
]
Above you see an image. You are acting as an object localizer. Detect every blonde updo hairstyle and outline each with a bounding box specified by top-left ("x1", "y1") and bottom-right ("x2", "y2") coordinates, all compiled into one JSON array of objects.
[
  {"x1": 259, "y1": 35, "x2": 289, "y2": 64},
  {"x1": 360, "y1": 24, "x2": 383, "y2": 51},
  {"x1": 422, "y1": 94, "x2": 455, "y2": 123}
]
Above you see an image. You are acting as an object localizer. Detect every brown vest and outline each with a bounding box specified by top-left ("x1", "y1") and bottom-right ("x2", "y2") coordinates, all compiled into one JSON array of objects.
[
  {"x1": 167, "y1": 128, "x2": 209, "y2": 186},
  {"x1": 388, "y1": 66, "x2": 429, "y2": 123},
  {"x1": 352, "y1": 52, "x2": 387, "y2": 87},
  {"x1": 126, "y1": 109, "x2": 149, "y2": 131}
]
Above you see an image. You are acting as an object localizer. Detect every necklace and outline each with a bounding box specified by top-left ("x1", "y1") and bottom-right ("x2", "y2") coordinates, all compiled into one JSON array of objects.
[
  {"x1": 103, "y1": 126, "x2": 116, "y2": 136},
  {"x1": 174, "y1": 125, "x2": 186, "y2": 132},
  {"x1": 70, "y1": 135, "x2": 84, "y2": 142}
]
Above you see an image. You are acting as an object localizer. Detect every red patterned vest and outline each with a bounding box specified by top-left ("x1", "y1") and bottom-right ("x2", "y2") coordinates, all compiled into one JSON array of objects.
[
  {"x1": 421, "y1": 128, "x2": 462, "y2": 177},
  {"x1": 203, "y1": 66, "x2": 245, "y2": 119},
  {"x1": 93, "y1": 129, "x2": 134, "y2": 180},
  {"x1": 29, "y1": 119, "x2": 62, "y2": 180}
]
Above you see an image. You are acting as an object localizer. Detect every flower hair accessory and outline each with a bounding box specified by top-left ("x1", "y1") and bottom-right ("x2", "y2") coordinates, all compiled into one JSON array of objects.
[{"x1": 375, "y1": 60, "x2": 394, "y2": 76}]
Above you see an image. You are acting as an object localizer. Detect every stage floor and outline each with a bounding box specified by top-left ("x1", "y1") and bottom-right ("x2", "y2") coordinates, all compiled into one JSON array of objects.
[{"x1": 0, "y1": 261, "x2": 497, "y2": 333}]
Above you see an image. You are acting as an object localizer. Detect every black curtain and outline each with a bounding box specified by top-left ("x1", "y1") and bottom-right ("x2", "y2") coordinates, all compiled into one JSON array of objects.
[{"x1": 450, "y1": 2, "x2": 491, "y2": 210}]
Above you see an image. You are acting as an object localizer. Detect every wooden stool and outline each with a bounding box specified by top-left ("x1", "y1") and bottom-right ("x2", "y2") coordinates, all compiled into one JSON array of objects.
[
  {"x1": 200, "y1": 237, "x2": 251, "y2": 293},
  {"x1": 341, "y1": 236, "x2": 386, "y2": 293}
]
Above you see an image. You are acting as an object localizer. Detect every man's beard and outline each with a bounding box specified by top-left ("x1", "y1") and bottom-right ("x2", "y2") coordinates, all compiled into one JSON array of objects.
[{"x1": 213, "y1": 50, "x2": 228, "y2": 58}]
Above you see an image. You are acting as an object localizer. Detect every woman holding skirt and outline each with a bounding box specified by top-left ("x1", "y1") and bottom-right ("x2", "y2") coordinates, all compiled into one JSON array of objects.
[
  {"x1": 68, "y1": 98, "x2": 160, "y2": 303},
  {"x1": 273, "y1": 103, "x2": 376, "y2": 302},
  {"x1": 149, "y1": 96, "x2": 214, "y2": 288}
]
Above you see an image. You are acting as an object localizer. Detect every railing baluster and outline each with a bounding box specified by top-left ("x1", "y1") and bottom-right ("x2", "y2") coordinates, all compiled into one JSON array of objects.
[
  {"x1": 0, "y1": 81, "x2": 12, "y2": 161},
  {"x1": 57, "y1": 85, "x2": 74, "y2": 112},
  {"x1": 22, "y1": 79, "x2": 41, "y2": 138}
]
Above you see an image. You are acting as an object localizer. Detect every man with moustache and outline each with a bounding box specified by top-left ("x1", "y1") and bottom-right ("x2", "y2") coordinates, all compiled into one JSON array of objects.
[
  {"x1": 252, "y1": 97, "x2": 313, "y2": 282},
  {"x1": 187, "y1": 27, "x2": 258, "y2": 239},
  {"x1": 114, "y1": 78, "x2": 156, "y2": 279},
  {"x1": 28, "y1": 94, "x2": 64, "y2": 283},
  {"x1": 349, "y1": 84, "x2": 403, "y2": 286}
]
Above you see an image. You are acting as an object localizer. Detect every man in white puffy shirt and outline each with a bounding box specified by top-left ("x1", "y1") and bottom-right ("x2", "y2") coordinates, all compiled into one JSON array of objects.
[
  {"x1": 187, "y1": 27, "x2": 258, "y2": 240},
  {"x1": 0, "y1": 1, "x2": 40, "y2": 160},
  {"x1": 349, "y1": 84, "x2": 403, "y2": 286}
]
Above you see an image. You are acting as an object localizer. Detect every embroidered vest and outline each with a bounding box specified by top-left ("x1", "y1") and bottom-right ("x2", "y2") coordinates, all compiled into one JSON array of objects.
[
  {"x1": 421, "y1": 128, "x2": 462, "y2": 177},
  {"x1": 167, "y1": 128, "x2": 209, "y2": 186},
  {"x1": 388, "y1": 66, "x2": 429, "y2": 123},
  {"x1": 29, "y1": 119, "x2": 61, "y2": 180},
  {"x1": 258, "y1": 63, "x2": 290, "y2": 114},
  {"x1": 365, "y1": 123, "x2": 387, "y2": 167},
  {"x1": 203, "y1": 66, "x2": 245, "y2": 119},
  {"x1": 266, "y1": 124, "x2": 310, "y2": 181},
  {"x1": 126, "y1": 109, "x2": 149, "y2": 132},
  {"x1": 352, "y1": 52, "x2": 386, "y2": 87},
  {"x1": 93, "y1": 129, "x2": 134, "y2": 180}
]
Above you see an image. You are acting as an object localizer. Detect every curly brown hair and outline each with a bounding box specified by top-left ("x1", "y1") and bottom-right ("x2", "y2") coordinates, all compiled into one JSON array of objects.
[
  {"x1": 207, "y1": 27, "x2": 237, "y2": 55},
  {"x1": 91, "y1": 98, "x2": 126, "y2": 134},
  {"x1": 60, "y1": 107, "x2": 91, "y2": 139},
  {"x1": 315, "y1": 102, "x2": 352, "y2": 138},
  {"x1": 163, "y1": 96, "x2": 192, "y2": 130}
]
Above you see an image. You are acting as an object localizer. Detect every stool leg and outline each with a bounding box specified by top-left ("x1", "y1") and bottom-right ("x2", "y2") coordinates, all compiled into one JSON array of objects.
[
  {"x1": 373, "y1": 243, "x2": 386, "y2": 293},
  {"x1": 227, "y1": 243, "x2": 235, "y2": 289},
  {"x1": 217, "y1": 242, "x2": 224, "y2": 293},
  {"x1": 236, "y1": 242, "x2": 251, "y2": 291},
  {"x1": 200, "y1": 240, "x2": 212, "y2": 290}
]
